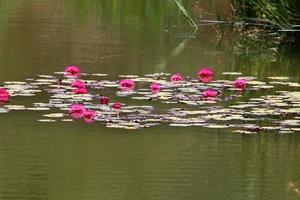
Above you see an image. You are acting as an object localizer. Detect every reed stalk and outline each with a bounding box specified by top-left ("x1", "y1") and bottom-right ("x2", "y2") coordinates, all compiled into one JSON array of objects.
[{"x1": 173, "y1": 0, "x2": 198, "y2": 30}]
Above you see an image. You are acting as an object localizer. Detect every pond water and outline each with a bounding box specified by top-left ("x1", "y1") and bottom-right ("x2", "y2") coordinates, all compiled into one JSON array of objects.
[{"x1": 0, "y1": 1, "x2": 300, "y2": 200}]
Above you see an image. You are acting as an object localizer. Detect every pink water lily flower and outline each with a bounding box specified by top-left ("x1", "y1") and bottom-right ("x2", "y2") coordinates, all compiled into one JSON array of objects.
[
  {"x1": 65, "y1": 65, "x2": 80, "y2": 77},
  {"x1": 112, "y1": 102, "x2": 122, "y2": 110},
  {"x1": 0, "y1": 88, "x2": 10, "y2": 102},
  {"x1": 150, "y1": 83, "x2": 161, "y2": 93},
  {"x1": 69, "y1": 104, "x2": 86, "y2": 119},
  {"x1": 71, "y1": 80, "x2": 86, "y2": 89},
  {"x1": 170, "y1": 73, "x2": 183, "y2": 82},
  {"x1": 203, "y1": 89, "x2": 218, "y2": 98},
  {"x1": 73, "y1": 87, "x2": 88, "y2": 94},
  {"x1": 198, "y1": 68, "x2": 213, "y2": 83},
  {"x1": 234, "y1": 78, "x2": 247, "y2": 90},
  {"x1": 100, "y1": 96, "x2": 109, "y2": 105},
  {"x1": 84, "y1": 110, "x2": 96, "y2": 123},
  {"x1": 119, "y1": 79, "x2": 135, "y2": 91}
]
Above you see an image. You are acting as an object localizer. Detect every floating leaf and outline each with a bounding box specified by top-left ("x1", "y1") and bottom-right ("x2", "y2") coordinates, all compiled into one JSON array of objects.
[
  {"x1": 4, "y1": 105, "x2": 26, "y2": 110},
  {"x1": 203, "y1": 124, "x2": 230, "y2": 129},
  {"x1": 253, "y1": 85, "x2": 274, "y2": 89},
  {"x1": 0, "y1": 108, "x2": 9, "y2": 113},
  {"x1": 232, "y1": 130, "x2": 257, "y2": 134},
  {"x1": 169, "y1": 123, "x2": 192, "y2": 127},
  {"x1": 119, "y1": 75, "x2": 139, "y2": 78},
  {"x1": 27, "y1": 107, "x2": 50, "y2": 111},
  {"x1": 288, "y1": 82, "x2": 300, "y2": 87},
  {"x1": 4, "y1": 81, "x2": 27, "y2": 85},
  {"x1": 43, "y1": 113, "x2": 65, "y2": 118},
  {"x1": 92, "y1": 73, "x2": 108, "y2": 77},
  {"x1": 38, "y1": 75, "x2": 56, "y2": 79},
  {"x1": 222, "y1": 72, "x2": 242, "y2": 75},
  {"x1": 38, "y1": 119, "x2": 56, "y2": 122},
  {"x1": 268, "y1": 76, "x2": 289, "y2": 80},
  {"x1": 280, "y1": 120, "x2": 300, "y2": 126},
  {"x1": 61, "y1": 119, "x2": 73, "y2": 122}
]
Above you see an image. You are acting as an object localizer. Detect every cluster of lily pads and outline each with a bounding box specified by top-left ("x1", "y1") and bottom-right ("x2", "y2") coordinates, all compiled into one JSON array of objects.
[{"x1": 0, "y1": 65, "x2": 299, "y2": 134}]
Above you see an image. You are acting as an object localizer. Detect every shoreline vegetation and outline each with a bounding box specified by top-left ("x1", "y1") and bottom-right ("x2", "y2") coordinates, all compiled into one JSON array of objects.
[{"x1": 174, "y1": 0, "x2": 300, "y2": 32}]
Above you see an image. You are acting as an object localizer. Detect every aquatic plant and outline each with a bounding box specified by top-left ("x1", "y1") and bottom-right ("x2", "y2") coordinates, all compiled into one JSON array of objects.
[
  {"x1": 119, "y1": 79, "x2": 135, "y2": 91},
  {"x1": 69, "y1": 104, "x2": 86, "y2": 119},
  {"x1": 234, "y1": 78, "x2": 247, "y2": 90},
  {"x1": 198, "y1": 68, "x2": 214, "y2": 83},
  {"x1": 65, "y1": 65, "x2": 80, "y2": 77},
  {"x1": 84, "y1": 110, "x2": 96, "y2": 123},
  {"x1": 100, "y1": 96, "x2": 109, "y2": 105},
  {"x1": 0, "y1": 88, "x2": 10, "y2": 102},
  {"x1": 71, "y1": 80, "x2": 86, "y2": 89},
  {"x1": 112, "y1": 102, "x2": 122, "y2": 110},
  {"x1": 202, "y1": 89, "x2": 218, "y2": 98},
  {"x1": 150, "y1": 83, "x2": 161, "y2": 94},
  {"x1": 0, "y1": 65, "x2": 299, "y2": 133},
  {"x1": 73, "y1": 87, "x2": 88, "y2": 94},
  {"x1": 170, "y1": 73, "x2": 183, "y2": 82}
]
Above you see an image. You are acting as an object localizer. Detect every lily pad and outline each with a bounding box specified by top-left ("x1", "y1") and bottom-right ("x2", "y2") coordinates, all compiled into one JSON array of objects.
[{"x1": 38, "y1": 119, "x2": 56, "y2": 122}]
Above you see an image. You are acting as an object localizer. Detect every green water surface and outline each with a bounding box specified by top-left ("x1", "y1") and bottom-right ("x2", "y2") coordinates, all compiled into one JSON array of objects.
[{"x1": 0, "y1": 1, "x2": 300, "y2": 200}]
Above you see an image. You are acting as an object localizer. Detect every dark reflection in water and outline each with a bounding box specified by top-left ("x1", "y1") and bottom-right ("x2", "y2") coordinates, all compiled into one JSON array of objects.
[
  {"x1": 0, "y1": 0, "x2": 299, "y2": 81},
  {"x1": 0, "y1": 1, "x2": 300, "y2": 200}
]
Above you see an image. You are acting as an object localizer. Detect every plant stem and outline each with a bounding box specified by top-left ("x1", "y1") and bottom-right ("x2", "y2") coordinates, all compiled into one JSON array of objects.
[{"x1": 173, "y1": 0, "x2": 198, "y2": 30}]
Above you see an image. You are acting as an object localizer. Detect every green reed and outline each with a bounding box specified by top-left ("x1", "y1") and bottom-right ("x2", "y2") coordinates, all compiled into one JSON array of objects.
[
  {"x1": 173, "y1": 0, "x2": 198, "y2": 30},
  {"x1": 230, "y1": 0, "x2": 300, "y2": 30}
]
